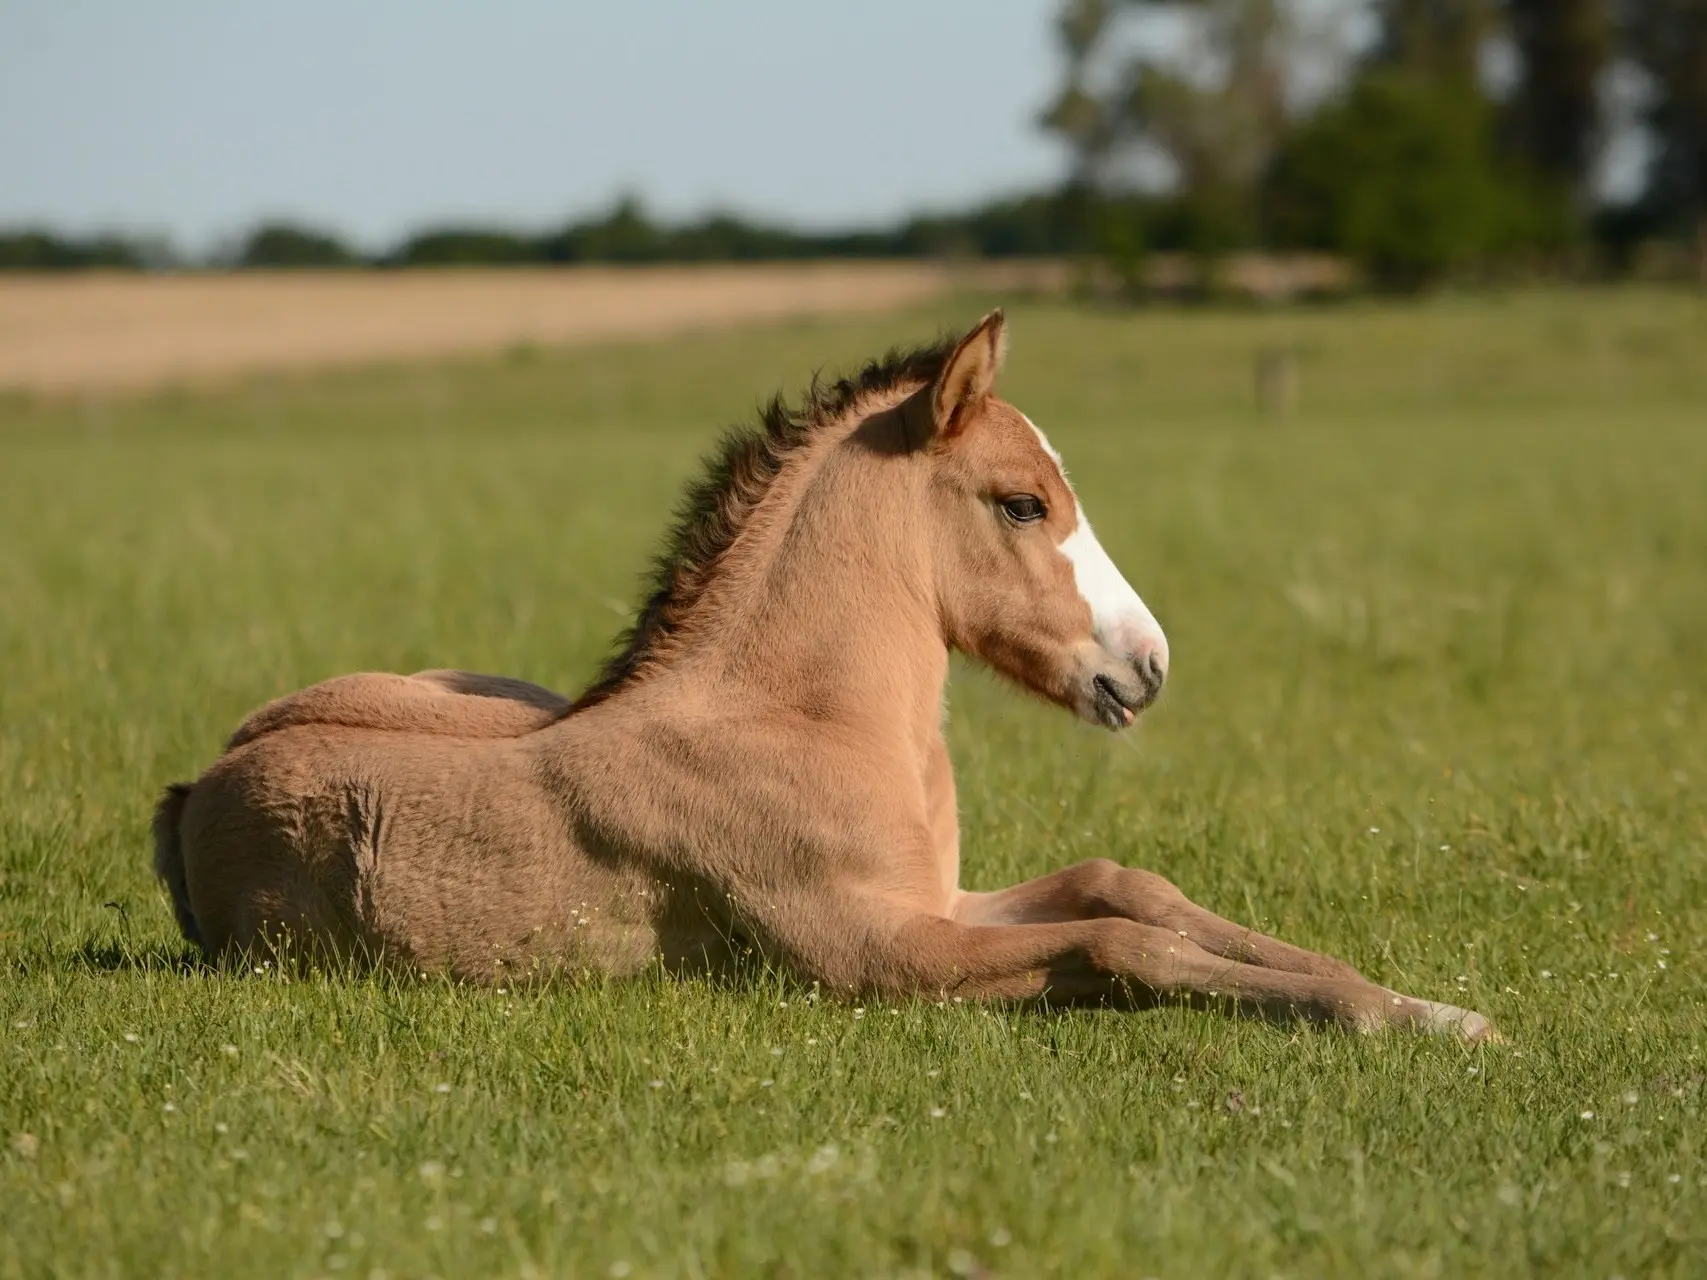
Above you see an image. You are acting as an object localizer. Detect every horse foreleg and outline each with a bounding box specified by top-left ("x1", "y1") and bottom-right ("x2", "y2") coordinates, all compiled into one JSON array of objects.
[
  {"x1": 953, "y1": 860, "x2": 1365, "y2": 977},
  {"x1": 802, "y1": 909, "x2": 1494, "y2": 1040},
  {"x1": 949, "y1": 862, "x2": 1498, "y2": 1040}
]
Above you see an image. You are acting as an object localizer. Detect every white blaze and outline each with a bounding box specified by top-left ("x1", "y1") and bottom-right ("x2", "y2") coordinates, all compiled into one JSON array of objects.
[{"x1": 1025, "y1": 416, "x2": 1168, "y2": 668}]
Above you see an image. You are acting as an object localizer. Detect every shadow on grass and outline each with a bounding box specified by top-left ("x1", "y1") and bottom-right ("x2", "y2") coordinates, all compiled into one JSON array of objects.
[
  {"x1": 66, "y1": 939, "x2": 212, "y2": 976},
  {"x1": 39, "y1": 935, "x2": 1224, "y2": 1033}
]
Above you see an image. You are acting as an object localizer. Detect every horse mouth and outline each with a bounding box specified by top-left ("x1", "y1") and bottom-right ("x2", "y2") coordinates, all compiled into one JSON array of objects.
[{"x1": 1092, "y1": 674, "x2": 1144, "y2": 730}]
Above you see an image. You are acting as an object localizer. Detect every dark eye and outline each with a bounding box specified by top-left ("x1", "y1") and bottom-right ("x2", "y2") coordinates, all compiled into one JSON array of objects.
[{"x1": 1001, "y1": 494, "x2": 1046, "y2": 524}]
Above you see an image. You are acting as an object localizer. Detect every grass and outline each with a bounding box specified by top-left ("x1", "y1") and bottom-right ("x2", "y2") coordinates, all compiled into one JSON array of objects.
[{"x1": 3, "y1": 288, "x2": 1706, "y2": 1278}]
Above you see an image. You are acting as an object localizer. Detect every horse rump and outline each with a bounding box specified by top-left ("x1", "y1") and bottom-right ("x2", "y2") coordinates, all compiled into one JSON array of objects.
[{"x1": 151, "y1": 782, "x2": 202, "y2": 948}]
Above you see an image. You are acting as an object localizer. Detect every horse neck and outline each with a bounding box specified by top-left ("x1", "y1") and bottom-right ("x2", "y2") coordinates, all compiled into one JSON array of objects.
[{"x1": 671, "y1": 405, "x2": 947, "y2": 756}]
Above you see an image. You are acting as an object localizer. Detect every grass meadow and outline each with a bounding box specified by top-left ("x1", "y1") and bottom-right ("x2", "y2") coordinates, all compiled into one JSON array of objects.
[{"x1": 3, "y1": 289, "x2": 1706, "y2": 1278}]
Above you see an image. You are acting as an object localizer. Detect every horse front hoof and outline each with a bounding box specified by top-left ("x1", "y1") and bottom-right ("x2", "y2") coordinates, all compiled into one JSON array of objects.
[{"x1": 1421, "y1": 1001, "x2": 1503, "y2": 1044}]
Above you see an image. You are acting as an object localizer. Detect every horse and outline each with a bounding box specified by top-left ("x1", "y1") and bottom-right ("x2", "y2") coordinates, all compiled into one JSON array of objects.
[{"x1": 152, "y1": 311, "x2": 1497, "y2": 1042}]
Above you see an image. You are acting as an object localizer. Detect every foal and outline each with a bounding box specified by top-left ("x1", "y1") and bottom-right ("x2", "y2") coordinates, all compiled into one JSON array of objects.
[{"x1": 154, "y1": 312, "x2": 1496, "y2": 1042}]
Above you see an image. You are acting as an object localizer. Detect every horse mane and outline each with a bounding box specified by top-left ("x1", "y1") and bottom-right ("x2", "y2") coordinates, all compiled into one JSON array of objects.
[{"x1": 574, "y1": 334, "x2": 959, "y2": 709}]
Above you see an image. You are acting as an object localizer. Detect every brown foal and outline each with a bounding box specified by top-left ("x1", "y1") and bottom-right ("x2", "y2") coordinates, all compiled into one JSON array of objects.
[{"x1": 154, "y1": 312, "x2": 1497, "y2": 1042}]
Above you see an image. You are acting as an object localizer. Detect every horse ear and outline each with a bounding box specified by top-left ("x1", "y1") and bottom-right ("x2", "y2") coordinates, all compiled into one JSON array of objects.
[{"x1": 931, "y1": 309, "x2": 1007, "y2": 439}]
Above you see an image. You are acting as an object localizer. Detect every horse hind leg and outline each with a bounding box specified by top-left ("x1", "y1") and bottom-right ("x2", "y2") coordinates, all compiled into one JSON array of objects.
[
  {"x1": 177, "y1": 792, "x2": 377, "y2": 974},
  {"x1": 190, "y1": 852, "x2": 373, "y2": 974}
]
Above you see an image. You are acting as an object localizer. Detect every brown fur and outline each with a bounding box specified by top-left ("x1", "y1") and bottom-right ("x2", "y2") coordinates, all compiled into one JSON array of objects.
[
  {"x1": 152, "y1": 313, "x2": 1497, "y2": 1042},
  {"x1": 226, "y1": 671, "x2": 570, "y2": 751}
]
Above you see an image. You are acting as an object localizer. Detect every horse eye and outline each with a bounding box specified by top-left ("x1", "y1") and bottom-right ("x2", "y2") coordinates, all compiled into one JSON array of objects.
[{"x1": 1001, "y1": 495, "x2": 1046, "y2": 524}]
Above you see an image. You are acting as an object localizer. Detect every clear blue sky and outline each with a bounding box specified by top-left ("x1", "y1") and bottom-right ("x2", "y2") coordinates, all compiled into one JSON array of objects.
[{"x1": 0, "y1": 1, "x2": 1065, "y2": 252}]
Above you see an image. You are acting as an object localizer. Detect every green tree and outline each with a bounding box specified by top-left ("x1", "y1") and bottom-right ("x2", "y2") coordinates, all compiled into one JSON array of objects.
[
  {"x1": 1039, "y1": 0, "x2": 1309, "y2": 292},
  {"x1": 1505, "y1": 0, "x2": 1614, "y2": 201},
  {"x1": 0, "y1": 228, "x2": 150, "y2": 270},
  {"x1": 387, "y1": 228, "x2": 534, "y2": 267},
  {"x1": 1375, "y1": 0, "x2": 1501, "y2": 83},
  {"x1": 1621, "y1": 0, "x2": 1707, "y2": 265},
  {"x1": 236, "y1": 222, "x2": 356, "y2": 269},
  {"x1": 1265, "y1": 72, "x2": 1511, "y2": 286}
]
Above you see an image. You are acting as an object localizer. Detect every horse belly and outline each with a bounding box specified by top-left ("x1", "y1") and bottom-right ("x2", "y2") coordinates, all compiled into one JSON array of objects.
[{"x1": 182, "y1": 728, "x2": 659, "y2": 980}]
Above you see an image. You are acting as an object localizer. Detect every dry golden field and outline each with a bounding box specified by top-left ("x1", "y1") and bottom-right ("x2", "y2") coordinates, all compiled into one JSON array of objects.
[{"x1": 0, "y1": 261, "x2": 1068, "y2": 396}]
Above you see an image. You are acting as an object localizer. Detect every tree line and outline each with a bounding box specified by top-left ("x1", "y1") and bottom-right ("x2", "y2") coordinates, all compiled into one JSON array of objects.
[
  {"x1": 1043, "y1": 0, "x2": 1707, "y2": 287},
  {"x1": 5, "y1": 1, "x2": 1702, "y2": 288},
  {"x1": 0, "y1": 193, "x2": 1090, "y2": 273}
]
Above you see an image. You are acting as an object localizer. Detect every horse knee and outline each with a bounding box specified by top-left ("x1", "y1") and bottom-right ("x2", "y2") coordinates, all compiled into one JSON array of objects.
[
  {"x1": 1081, "y1": 861, "x2": 1189, "y2": 926},
  {"x1": 1075, "y1": 858, "x2": 1136, "y2": 912}
]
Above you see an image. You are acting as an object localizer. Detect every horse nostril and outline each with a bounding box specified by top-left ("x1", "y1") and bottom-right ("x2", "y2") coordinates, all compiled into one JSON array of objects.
[{"x1": 1140, "y1": 649, "x2": 1166, "y2": 690}]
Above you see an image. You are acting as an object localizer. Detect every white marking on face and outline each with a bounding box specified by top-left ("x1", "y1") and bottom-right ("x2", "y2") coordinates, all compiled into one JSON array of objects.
[{"x1": 1024, "y1": 416, "x2": 1168, "y2": 669}]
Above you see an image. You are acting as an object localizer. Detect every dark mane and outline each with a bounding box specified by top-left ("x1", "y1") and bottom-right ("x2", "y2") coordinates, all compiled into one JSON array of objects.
[{"x1": 573, "y1": 334, "x2": 958, "y2": 709}]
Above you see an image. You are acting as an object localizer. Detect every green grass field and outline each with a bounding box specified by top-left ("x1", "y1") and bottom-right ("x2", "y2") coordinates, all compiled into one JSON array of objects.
[{"x1": 3, "y1": 289, "x2": 1706, "y2": 1278}]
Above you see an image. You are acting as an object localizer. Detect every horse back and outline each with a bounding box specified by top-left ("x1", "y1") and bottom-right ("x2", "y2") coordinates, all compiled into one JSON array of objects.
[{"x1": 225, "y1": 670, "x2": 571, "y2": 752}]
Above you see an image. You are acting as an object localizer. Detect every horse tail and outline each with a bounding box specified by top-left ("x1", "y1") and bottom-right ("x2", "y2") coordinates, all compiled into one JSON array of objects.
[{"x1": 151, "y1": 782, "x2": 203, "y2": 948}]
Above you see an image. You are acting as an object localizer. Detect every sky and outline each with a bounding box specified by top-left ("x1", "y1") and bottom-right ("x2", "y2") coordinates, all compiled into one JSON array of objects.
[{"x1": 0, "y1": 1, "x2": 1066, "y2": 254}]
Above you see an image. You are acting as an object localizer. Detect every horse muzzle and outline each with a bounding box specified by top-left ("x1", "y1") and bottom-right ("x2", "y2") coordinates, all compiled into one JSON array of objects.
[{"x1": 1084, "y1": 646, "x2": 1165, "y2": 731}]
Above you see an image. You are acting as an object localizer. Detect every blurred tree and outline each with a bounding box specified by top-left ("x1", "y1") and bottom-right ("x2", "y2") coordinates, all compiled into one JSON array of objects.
[
  {"x1": 1037, "y1": 0, "x2": 1122, "y2": 277},
  {"x1": 1373, "y1": 1, "x2": 1621, "y2": 260},
  {"x1": 1038, "y1": 0, "x2": 1119, "y2": 190},
  {"x1": 1130, "y1": 0, "x2": 1293, "y2": 262},
  {"x1": 236, "y1": 222, "x2": 356, "y2": 268},
  {"x1": 1505, "y1": 0, "x2": 1614, "y2": 201},
  {"x1": 1264, "y1": 71, "x2": 1510, "y2": 286},
  {"x1": 1039, "y1": 0, "x2": 1310, "y2": 292},
  {"x1": 1621, "y1": 0, "x2": 1707, "y2": 267},
  {"x1": 0, "y1": 229, "x2": 150, "y2": 270},
  {"x1": 387, "y1": 228, "x2": 535, "y2": 267},
  {"x1": 1374, "y1": 0, "x2": 1501, "y2": 83},
  {"x1": 542, "y1": 196, "x2": 665, "y2": 264}
]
